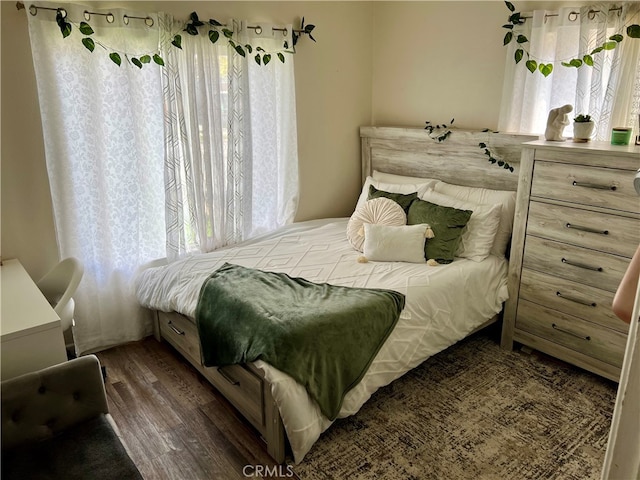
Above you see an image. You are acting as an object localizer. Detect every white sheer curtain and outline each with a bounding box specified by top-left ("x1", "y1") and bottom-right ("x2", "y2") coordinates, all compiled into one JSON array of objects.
[
  {"x1": 26, "y1": 2, "x2": 165, "y2": 353},
  {"x1": 499, "y1": 3, "x2": 640, "y2": 139},
  {"x1": 159, "y1": 15, "x2": 299, "y2": 261}
]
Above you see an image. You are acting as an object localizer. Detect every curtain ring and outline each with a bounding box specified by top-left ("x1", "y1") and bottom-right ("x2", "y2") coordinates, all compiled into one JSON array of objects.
[
  {"x1": 28, "y1": 4, "x2": 37, "y2": 15},
  {"x1": 255, "y1": 25, "x2": 263, "y2": 35},
  {"x1": 282, "y1": 27, "x2": 288, "y2": 36},
  {"x1": 123, "y1": 14, "x2": 129, "y2": 25},
  {"x1": 145, "y1": 17, "x2": 154, "y2": 27},
  {"x1": 568, "y1": 11, "x2": 579, "y2": 22},
  {"x1": 106, "y1": 13, "x2": 115, "y2": 23},
  {"x1": 56, "y1": 7, "x2": 67, "y2": 18},
  {"x1": 588, "y1": 9, "x2": 597, "y2": 20},
  {"x1": 83, "y1": 10, "x2": 91, "y2": 21}
]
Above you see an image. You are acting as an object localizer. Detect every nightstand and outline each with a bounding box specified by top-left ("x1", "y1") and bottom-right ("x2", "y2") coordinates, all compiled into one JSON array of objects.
[{"x1": 501, "y1": 140, "x2": 640, "y2": 381}]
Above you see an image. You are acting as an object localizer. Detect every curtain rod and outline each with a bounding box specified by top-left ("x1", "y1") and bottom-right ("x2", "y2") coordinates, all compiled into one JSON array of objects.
[
  {"x1": 521, "y1": 6, "x2": 623, "y2": 23},
  {"x1": 16, "y1": 2, "x2": 307, "y2": 34}
]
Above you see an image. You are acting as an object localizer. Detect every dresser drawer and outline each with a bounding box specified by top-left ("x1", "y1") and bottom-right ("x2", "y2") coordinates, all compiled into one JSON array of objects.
[
  {"x1": 516, "y1": 300, "x2": 626, "y2": 367},
  {"x1": 531, "y1": 161, "x2": 640, "y2": 213},
  {"x1": 519, "y1": 269, "x2": 628, "y2": 333},
  {"x1": 522, "y1": 236, "x2": 629, "y2": 292},
  {"x1": 159, "y1": 312, "x2": 202, "y2": 364},
  {"x1": 526, "y1": 201, "x2": 638, "y2": 258}
]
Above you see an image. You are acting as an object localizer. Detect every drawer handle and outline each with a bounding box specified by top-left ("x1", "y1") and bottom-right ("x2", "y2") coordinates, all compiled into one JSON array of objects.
[
  {"x1": 561, "y1": 257, "x2": 603, "y2": 272},
  {"x1": 572, "y1": 180, "x2": 617, "y2": 191},
  {"x1": 556, "y1": 291, "x2": 597, "y2": 307},
  {"x1": 552, "y1": 323, "x2": 591, "y2": 341},
  {"x1": 167, "y1": 321, "x2": 185, "y2": 336},
  {"x1": 565, "y1": 223, "x2": 609, "y2": 236},
  {"x1": 217, "y1": 367, "x2": 240, "y2": 386}
]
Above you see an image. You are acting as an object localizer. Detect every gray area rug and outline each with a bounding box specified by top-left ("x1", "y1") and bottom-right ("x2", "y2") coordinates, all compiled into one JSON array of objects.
[{"x1": 292, "y1": 327, "x2": 617, "y2": 480}]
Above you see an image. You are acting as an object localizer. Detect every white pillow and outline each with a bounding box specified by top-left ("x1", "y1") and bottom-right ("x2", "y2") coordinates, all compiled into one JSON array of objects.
[
  {"x1": 347, "y1": 197, "x2": 406, "y2": 252},
  {"x1": 433, "y1": 182, "x2": 516, "y2": 257},
  {"x1": 363, "y1": 223, "x2": 428, "y2": 263},
  {"x1": 355, "y1": 176, "x2": 435, "y2": 212},
  {"x1": 372, "y1": 170, "x2": 439, "y2": 186},
  {"x1": 421, "y1": 190, "x2": 502, "y2": 262}
]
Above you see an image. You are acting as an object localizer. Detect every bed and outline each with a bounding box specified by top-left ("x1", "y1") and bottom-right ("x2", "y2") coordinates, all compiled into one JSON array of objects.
[{"x1": 135, "y1": 126, "x2": 537, "y2": 463}]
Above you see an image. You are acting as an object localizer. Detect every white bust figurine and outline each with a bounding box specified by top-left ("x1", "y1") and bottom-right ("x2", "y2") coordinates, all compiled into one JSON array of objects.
[{"x1": 545, "y1": 104, "x2": 573, "y2": 141}]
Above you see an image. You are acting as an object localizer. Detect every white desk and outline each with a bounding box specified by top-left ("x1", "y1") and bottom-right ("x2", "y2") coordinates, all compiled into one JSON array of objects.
[{"x1": 1, "y1": 259, "x2": 67, "y2": 380}]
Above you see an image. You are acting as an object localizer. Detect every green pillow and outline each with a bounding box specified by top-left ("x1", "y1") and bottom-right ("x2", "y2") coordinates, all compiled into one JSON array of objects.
[
  {"x1": 368, "y1": 185, "x2": 418, "y2": 212},
  {"x1": 407, "y1": 199, "x2": 473, "y2": 264}
]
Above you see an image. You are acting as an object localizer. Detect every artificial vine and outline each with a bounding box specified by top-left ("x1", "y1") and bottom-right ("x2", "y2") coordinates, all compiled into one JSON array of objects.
[
  {"x1": 424, "y1": 120, "x2": 513, "y2": 172},
  {"x1": 54, "y1": 9, "x2": 315, "y2": 68},
  {"x1": 502, "y1": 1, "x2": 640, "y2": 77}
]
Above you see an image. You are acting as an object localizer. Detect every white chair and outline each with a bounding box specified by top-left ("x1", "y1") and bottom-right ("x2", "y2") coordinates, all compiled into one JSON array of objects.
[{"x1": 36, "y1": 257, "x2": 84, "y2": 355}]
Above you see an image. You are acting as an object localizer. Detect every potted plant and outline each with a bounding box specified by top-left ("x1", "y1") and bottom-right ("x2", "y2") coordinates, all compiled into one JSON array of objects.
[{"x1": 573, "y1": 114, "x2": 595, "y2": 142}]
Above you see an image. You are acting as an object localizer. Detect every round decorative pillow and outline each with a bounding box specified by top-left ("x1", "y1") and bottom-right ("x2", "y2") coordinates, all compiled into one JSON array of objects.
[{"x1": 346, "y1": 197, "x2": 407, "y2": 252}]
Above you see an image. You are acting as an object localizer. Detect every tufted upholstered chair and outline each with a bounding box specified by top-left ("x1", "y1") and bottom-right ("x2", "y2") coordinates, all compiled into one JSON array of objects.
[{"x1": 1, "y1": 355, "x2": 142, "y2": 479}]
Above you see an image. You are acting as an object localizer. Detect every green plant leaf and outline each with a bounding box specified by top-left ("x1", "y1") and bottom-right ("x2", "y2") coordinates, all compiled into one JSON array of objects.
[
  {"x1": 583, "y1": 54, "x2": 594, "y2": 66},
  {"x1": 627, "y1": 24, "x2": 640, "y2": 38},
  {"x1": 603, "y1": 41, "x2": 617, "y2": 50},
  {"x1": 255, "y1": 54, "x2": 261, "y2": 65},
  {"x1": 561, "y1": 61, "x2": 572, "y2": 67},
  {"x1": 140, "y1": 55, "x2": 151, "y2": 64},
  {"x1": 79, "y1": 21, "x2": 94, "y2": 35},
  {"x1": 184, "y1": 24, "x2": 198, "y2": 36},
  {"x1": 132, "y1": 57, "x2": 143, "y2": 69},
  {"x1": 514, "y1": 48, "x2": 523, "y2": 63},
  {"x1": 509, "y1": 12, "x2": 522, "y2": 24},
  {"x1": 153, "y1": 54, "x2": 164, "y2": 66},
  {"x1": 498, "y1": 160, "x2": 505, "y2": 166},
  {"x1": 234, "y1": 45, "x2": 246, "y2": 57},
  {"x1": 256, "y1": 47, "x2": 265, "y2": 52},
  {"x1": 245, "y1": 44, "x2": 253, "y2": 54},
  {"x1": 505, "y1": 1, "x2": 515, "y2": 12},
  {"x1": 591, "y1": 46, "x2": 604, "y2": 55},
  {"x1": 569, "y1": 58, "x2": 583, "y2": 67},
  {"x1": 209, "y1": 30, "x2": 219, "y2": 44},
  {"x1": 222, "y1": 28, "x2": 234, "y2": 39},
  {"x1": 190, "y1": 12, "x2": 204, "y2": 26},
  {"x1": 502, "y1": 24, "x2": 514, "y2": 30},
  {"x1": 263, "y1": 54, "x2": 271, "y2": 65},
  {"x1": 277, "y1": 52, "x2": 285, "y2": 63},
  {"x1": 516, "y1": 34, "x2": 528, "y2": 43},
  {"x1": 479, "y1": 142, "x2": 486, "y2": 148},
  {"x1": 539, "y1": 63, "x2": 553, "y2": 77},
  {"x1": 209, "y1": 18, "x2": 223, "y2": 27},
  {"x1": 526, "y1": 59, "x2": 537, "y2": 73},
  {"x1": 609, "y1": 34, "x2": 623, "y2": 43},
  {"x1": 82, "y1": 37, "x2": 95, "y2": 52},
  {"x1": 172, "y1": 34, "x2": 182, "y2": 49},
  {"x1": 503, "y1": 31, "x2": 513, "y2": 45},
  {"x1": 109, "y1": 52, "x2": 122, "y2": 66}
]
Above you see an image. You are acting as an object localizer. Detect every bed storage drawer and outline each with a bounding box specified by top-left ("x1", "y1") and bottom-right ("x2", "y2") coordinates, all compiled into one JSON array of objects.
[
  {"x1": 518, "y1": 269, "x2": 627, "y2": 333},
  {"x1": 526, "y1": 201, "x2": 638, "y2": 258},
  {"x1": 531, "y1": 161, "x2": 640, "y2": 213},
  {"x1": 158, "y1": 312, "x2": 202, "y2": 364},
  {"x1": 157, "y1": 312, "x2": 266, "y2": 431},
  {"x1": 515, "y1": 300, "x2": 626, "y2": 368},
  {"x1": 201, "y1": 364, "x2": 265, "y2": 429}
]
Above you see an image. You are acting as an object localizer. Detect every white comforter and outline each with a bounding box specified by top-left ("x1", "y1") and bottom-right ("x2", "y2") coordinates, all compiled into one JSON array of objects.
[{"x1": 136, "y1": 218, "x2": 509, "y2": 463}]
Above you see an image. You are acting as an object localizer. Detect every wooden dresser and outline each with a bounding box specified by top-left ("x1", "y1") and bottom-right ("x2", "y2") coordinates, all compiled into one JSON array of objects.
[{"x1": 501, "y1": 140, "x2": 640, "y2": 381}]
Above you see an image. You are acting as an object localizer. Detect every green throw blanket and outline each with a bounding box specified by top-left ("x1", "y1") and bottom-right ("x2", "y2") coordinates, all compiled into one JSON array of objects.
[{"x1": 195, "y1": 263, "x2": 405, "y2": 420}]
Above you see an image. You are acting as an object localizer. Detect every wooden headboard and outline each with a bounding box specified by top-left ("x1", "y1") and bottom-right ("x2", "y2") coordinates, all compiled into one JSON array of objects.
[{"x1": 360, "y1": 127, "x2": 539, "y2": 191}]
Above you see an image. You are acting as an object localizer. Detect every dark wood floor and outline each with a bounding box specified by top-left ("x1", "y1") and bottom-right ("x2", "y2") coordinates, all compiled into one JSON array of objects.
[{"x1": 96, "y1": 337, "x2": 296, "y2": 480}]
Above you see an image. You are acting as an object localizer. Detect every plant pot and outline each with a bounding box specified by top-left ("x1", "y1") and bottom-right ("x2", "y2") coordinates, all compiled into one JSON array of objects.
[{"x1": 573, "y1": 121, "x2": 595, "y2": 142}]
